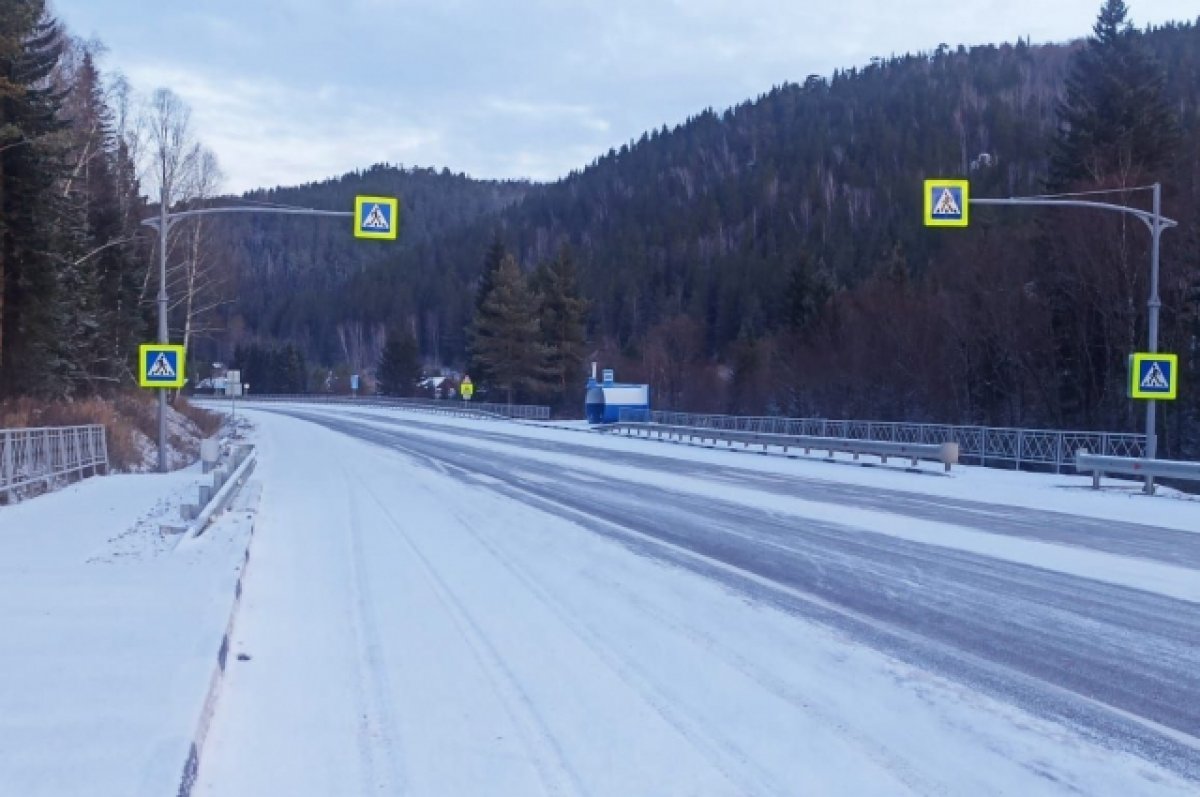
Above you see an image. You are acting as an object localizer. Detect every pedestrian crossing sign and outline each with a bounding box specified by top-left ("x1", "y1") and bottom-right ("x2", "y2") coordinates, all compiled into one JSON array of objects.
[
  {"x1": 139, "y1": 344, "x2": 187, "y2": 388},
  {"x1": 354, "y1": 195, "x2": 399, "y2": 240},
  {"x1": 924, "y1": 179, "x2": 970, "y2": 227},
  {"x1": 1129, "y1": 352, "x2": 1178, "y2": 400}
]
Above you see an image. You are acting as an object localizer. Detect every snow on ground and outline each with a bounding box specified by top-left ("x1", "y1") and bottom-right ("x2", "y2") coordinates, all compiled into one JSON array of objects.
[
  {"x1": 192, "y1": 408, "x2": 1197, "y2": 796},
  {"x1": 247, "y1": 403, "x2": 1200, "y2": 604},
  {"x1": 0, "y1": 454, "x2": 257, "y2": 796},
  {"x1": 4, "y1": 401, "x2": 1197, "y2": 796}
]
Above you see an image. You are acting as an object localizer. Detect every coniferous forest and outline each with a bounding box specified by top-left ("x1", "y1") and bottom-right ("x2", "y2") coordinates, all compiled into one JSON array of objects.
[{"x1": 3, "y1": 1, "x2": 1198, "y2": 455}]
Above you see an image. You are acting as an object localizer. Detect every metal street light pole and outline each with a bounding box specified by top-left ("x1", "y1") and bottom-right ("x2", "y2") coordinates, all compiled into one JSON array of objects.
[
  {"x1": 143, "y1": 205, "x2": 356, "y2": 473},
  {"x1": 157, "y1": 198, "x2": 169, "y2": 473},
  {"x1": 971, "y1": 185, "x2": 1176, "y2": 494},
  {"x1": 1144, "y1": 183, "x2": 1163, "y2": 494}
]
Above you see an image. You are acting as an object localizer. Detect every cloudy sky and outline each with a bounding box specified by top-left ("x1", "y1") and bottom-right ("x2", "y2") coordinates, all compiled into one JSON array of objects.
[{"x1": 56, "y1": 0, "x2": 1197, "y2": 194}]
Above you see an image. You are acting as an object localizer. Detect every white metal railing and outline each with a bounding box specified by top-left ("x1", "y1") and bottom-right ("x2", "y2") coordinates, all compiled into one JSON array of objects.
[
  {"x1": 195, "y1": 393, "x2": 552, "y2": 421},
  {"x1": 1, "y1": 425, "x2": 109, "y2": 501},
  {"x1": 1075, "y1": 450, "x2": 1200, "y2": 489},
  {"x1": 605, "y1": 422, "x2": 960, "y2": 471},
  {"x1": 618, "y1": 409, "x2": 1146, "y2": 473}
]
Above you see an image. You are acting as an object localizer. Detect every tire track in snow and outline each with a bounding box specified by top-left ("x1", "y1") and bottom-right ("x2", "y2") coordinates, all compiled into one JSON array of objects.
[
  {"x1": 340, "y1": 465, "x2": 407, "y2": 794},
  {"x1": 433, "y1": 491, "x2": 872, "y2": 797},
  {"x1": 354, "y1": 471, "x2": 588, "y2": 797}
]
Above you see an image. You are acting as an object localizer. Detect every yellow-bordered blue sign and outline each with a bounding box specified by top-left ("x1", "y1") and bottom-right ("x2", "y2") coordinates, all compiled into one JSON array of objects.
[
  {"x1": 139, "y1": 344, "x2": 187, "y2": 388},
  {"x1": 924, "y1": 179, "x2": 970, "y2": 227},
  {"x1": 1129, "y1": 352, "x2": 1178, "y2": 400},
  {"x1": 354, "y1": 195, "x2": 399, "y2": 240}
]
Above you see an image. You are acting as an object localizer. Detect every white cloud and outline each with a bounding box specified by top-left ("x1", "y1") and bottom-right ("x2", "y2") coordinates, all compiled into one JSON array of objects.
[
  {"x1": 61, "y1": 0, "x2": 1200, "y2": 191},
  {"x1": 125, "y1": 63, "x2": 444, "y2": 192}
]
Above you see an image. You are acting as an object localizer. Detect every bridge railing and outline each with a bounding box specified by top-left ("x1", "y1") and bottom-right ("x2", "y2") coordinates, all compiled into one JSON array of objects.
[
  {"x1": 617, "y1": 409, "x2": 1145, "y2": 473},
  {"x1": 1, "y1": 425, "x2": 109, "y2": 502}
]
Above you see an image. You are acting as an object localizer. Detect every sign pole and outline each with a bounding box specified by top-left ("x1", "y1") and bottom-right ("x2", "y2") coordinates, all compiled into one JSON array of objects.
[
  {"x1": 157, "y1": 204, "x2": 169, "y2": 473},
  {"x1": 1144, "y1": 182, "x2": 1163, "y2": 494}
]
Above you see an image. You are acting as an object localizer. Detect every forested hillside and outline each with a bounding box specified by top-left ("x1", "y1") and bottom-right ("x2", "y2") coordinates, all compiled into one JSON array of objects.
[
  {"x1": 209, "y1": 166, "x2": 528, "y2": 369},
  {"x1": 3, "y1": 0, "x2": 1196, "y2": 455},
  {"x1": 222, "y1": 6, "x2": 1198, "y2": 453}
]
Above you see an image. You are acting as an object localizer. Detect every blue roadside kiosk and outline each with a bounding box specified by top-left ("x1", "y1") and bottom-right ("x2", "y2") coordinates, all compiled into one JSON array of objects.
[{"x1": 585, "y1": 367, "x2": 650, "y2": 424}]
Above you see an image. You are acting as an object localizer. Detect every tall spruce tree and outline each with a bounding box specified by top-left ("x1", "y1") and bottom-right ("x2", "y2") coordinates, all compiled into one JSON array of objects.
[
  {"x1": 467, "y1": 235, "x2": 507, "y2": 385},
  {"x1": 57, "y1": 47, "x2": 145, "y2": 393},
  {"x1": 531, "y1": 247, "x2": 587, "y2": 412},
  {"x1": 377, "y1": 328, "x2": 419, "y2": 397},
  {"x1": 1039, "y1": 0, "x2": 1183, "y2": 428},
  {"x1": 1051, "y1": 0, "x2": 1179, "y2": 187},
  {"x1": 0, "y1": 1, "x2": 67, "y2": 396},
  {"x1": 468, "y1": 254, "x2": 548, "y2": 403}
]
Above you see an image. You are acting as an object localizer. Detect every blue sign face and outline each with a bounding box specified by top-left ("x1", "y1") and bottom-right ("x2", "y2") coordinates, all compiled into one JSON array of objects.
[
  {"x1": 929, "y1": 186, "x2": 964, "y2": 220},
  {"x1": 359, "y1": 202, "x2": 392, "y2": 233},
  {"x1": 146, "y1": 350, "x2": 178, "y2": 380},
  {"x1": 1138, "y1": 358, "x2": 1173, "y2": 394}
]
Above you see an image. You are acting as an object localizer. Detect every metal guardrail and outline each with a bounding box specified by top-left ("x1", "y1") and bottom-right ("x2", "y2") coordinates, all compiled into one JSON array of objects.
[
  {"x1": 619, "y1": 410, "x2": 1145, "y2": 473},
  {"x1": 1074, "y1": 451, "x2": 1200, "y2": 490},
  {"x1": 605, "y1": 422, "x2": 960, "y2": 471},
  {"x1": 1, "y1": 425, "x2": 109, "y2": 502},
  {"x1": 194, "y1": 393, "x2": 552, "y2": 421}
]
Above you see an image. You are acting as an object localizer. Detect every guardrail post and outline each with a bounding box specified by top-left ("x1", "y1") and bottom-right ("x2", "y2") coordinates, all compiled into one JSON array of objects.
[{"x1": 2, "y1": 430, "x2": 12, "y2": 498}]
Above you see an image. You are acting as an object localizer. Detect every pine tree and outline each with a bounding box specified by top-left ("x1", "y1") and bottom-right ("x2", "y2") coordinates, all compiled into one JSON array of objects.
[
  {"x1": 474, "y1": 235, "x2": 507, "y2": 315},
  {"x1": 467, "y1": 235, "x2": 507, "y2": 385},
  {"x1": 784, "y1": 252, "x2": 835, "y2": 334},
  {"x1": 0, "y1": 1, "x2": 68, "y2": 396},
  {"x1": 1050, "y1": 0, "x2": 1179, "y2": 187},
  {"x1": 377, "y1": 329, "x2": 419, "y2": 397},
  {"x1": 532, "y1": 247, "x2": 587, "y2": 411},
  {"x1": 468, "y1": 255, "x2": 549, "y2": 403},
  {"x1": 58, "y1": 47, "x2": 140, "y2": 393}
]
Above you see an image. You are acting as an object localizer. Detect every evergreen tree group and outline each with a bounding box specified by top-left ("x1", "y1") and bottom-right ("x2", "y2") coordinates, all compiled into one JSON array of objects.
[
  {"x1": 232, "y1": 342, "x2": 307, "y2": 394},
  {"x1": 468, "y1": 245, "x2": 587, "y2": 409},
  {"x1": 1, "y1": 2, "x2": 147, "y2": 398}
]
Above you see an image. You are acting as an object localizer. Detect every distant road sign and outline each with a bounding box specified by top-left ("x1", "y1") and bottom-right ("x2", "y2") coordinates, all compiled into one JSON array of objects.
[
  {"x1": 139, "y1": 344, "x2": 186, "y2": 388},
  {"x1": 1129, "y1": 353, "x2": 1178, "y2": 400},
  {"x1": 354, "y1": 195, "x2": 399, "y2": 240},
  {"x1": 924, "y1": 179, "x2": 970, "y2": 227}
]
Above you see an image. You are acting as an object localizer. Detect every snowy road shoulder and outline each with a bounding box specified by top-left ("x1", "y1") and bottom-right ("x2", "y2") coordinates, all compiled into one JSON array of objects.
[{"x1": 0, "y1": 461, "x2": 260, "y2": 797}]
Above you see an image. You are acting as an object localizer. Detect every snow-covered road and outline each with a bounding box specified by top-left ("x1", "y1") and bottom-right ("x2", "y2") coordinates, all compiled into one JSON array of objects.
[{"x1": 196, "y1": 406, "x2": 1200, "y2": 796}]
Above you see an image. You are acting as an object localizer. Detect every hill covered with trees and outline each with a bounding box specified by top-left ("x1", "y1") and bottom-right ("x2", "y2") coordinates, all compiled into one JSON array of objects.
[
  {"x1": 216, "y1": 2, "x2": 1198, "y2": 453},
  {"x1": 3, "y1": 0, "x2": 1196, "y2": 456}
]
